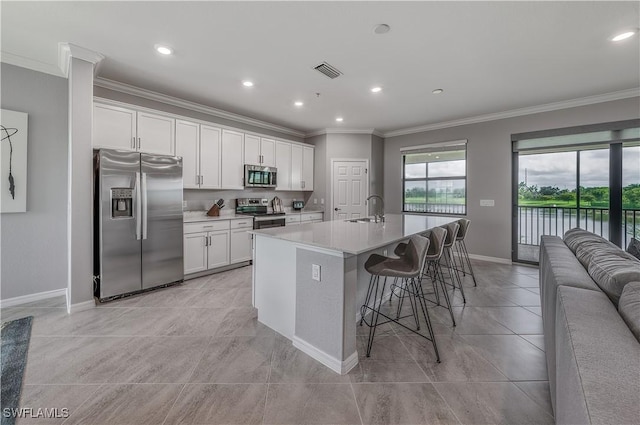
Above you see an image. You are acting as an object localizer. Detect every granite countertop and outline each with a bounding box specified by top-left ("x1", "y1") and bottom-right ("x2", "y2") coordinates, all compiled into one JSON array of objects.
[
  {"x1": 250, "y1": 213, "x2": 456, "y2": 255},
  {"x1": 183, "y1": 211, "x2": 246, "y2": 223},
  {"x1": 285, "y1": 209, "x2": 325, "y2": 215}
]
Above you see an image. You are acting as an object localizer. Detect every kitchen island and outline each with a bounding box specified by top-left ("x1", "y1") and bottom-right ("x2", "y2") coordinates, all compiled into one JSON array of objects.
[{"x1": 250, "y1": 213, "x2": 455, "y2": 374}]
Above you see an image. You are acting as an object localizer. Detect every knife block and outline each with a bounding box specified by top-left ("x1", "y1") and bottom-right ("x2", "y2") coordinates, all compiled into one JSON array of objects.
[{"x1": 206, "y1": 204, "x2": 220, "y2": 217}]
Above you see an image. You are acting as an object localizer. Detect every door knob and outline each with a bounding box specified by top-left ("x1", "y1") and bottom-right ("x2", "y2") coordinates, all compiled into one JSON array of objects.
[{"x1": 334, "y1": 208, "x2": 341, "y2": 211}]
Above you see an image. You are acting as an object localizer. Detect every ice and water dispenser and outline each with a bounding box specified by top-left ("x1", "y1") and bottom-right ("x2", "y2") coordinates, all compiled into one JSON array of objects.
[{"x1": 111, "y1": 188, "x2": 133, "y2": 218}]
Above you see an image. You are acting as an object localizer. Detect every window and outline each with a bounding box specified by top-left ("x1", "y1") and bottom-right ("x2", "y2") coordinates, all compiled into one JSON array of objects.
[
  {"x1": 512, "y1": 120, "x2": 640, "y2": 264},
  {"x1": 402, "y1": 142, "x2": 467, "y2": 215}
]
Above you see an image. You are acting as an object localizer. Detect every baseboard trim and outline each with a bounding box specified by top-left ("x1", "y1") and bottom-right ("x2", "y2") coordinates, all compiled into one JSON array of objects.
[
  {"x1": 292, "y1": 336, "x2": 358, "y2": 375},
  {"x1": 68, "y1": 300, "x2": 96, "y2": 314},
  {"x1": 0, "y1": 288, "x2": 67, "y2": 308},
  {"x1": 466, "y1": 253, "x2": 512, "y2": 265}
]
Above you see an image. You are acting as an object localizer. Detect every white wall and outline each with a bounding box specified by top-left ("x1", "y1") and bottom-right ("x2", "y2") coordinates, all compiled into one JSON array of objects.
[
  {"x1": 305, "y1": 133, "x2": 383, "y2": 219},
  {"x1": 384, "y1": 97, "x2": 640, "y2": 260},
  {"x1": 1, "y1": 63, "x2": 68, "y2": 300}
]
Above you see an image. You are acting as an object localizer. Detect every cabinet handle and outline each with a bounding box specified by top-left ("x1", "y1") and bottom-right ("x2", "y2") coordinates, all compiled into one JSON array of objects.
[
  {"x1": 137, "y1": 137, "x2": 141, "y2": 149},
  {"x1": 302, "y1": 181, "x2": 305, "y2": 189},
  {"x1": 132, "y1": 137, "x2": 136, "y2": 149},
  {"x1": 204, "y1": 235, "x2": 208, "y2": 246},
  {"x1": 196, "y1": 175, "x2": 200, "y2": 185},
  {"x1": 208, "y1": 236, "x2": 212, "y2": 245},
  {"x1": 203, "y1": 225, "x2": 214, "y2": 228},
  {"x1": 201, "y1": 175, "x2": 204, "y2": 185}
]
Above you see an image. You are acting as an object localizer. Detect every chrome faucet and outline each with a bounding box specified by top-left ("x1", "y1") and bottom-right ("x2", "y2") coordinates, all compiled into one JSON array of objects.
[{"x1": 367, "y1": 195, "x2": 385, "y2": 223}]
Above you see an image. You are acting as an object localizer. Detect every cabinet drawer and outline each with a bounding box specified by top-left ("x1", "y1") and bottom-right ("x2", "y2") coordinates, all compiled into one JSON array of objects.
[
  {"x1": 301, "y1": 213, "x2": 323, "y2": 222},
  {"x1": 184, "y1": 220, "x2": 230, "y2": 234},
  {"x1": 285, "y1": 215, "x2": 301, "y2": 225},
  {"x1": 230, "y1": 218, "x2": 253, "y2": 229}
]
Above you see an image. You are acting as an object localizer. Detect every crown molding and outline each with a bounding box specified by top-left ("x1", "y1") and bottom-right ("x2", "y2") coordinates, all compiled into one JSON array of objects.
[
  {"x1": 383, "y1": 87, "x2": 640, "y2": 138},
  {"x1": 0, "y1": 51, "x2": 64, "y2": 77},
  {"x1": 94, "y1": 77, "x2": 306, "y2": 138},
  {"x1": 305, "y1": 128, "x2": 384, "y2": 138},
  {"x1": 58, "y1": 43, "x2": 105, "y2": 78}
]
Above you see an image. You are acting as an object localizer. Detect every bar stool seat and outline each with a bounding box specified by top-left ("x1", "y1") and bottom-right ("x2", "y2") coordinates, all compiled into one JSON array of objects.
[
  {"x1": 360, "y1": 234, "x2": 439, "y2": 361},
  {"x1": 392, "y1": 227, "x2": 456, "y2": 326}
]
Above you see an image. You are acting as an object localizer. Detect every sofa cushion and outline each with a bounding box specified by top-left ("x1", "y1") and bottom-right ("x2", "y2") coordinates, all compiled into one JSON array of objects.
[
  {"x1": 628, "y1": 237, "x2": 640, "y2": 261},
  {"x1": 538, "y1": 235, "x2": 600, "y2": 411},
  {"x1": 555, "y1": 286, "x2": 640, "y2": 425},
  {"x1": 574, "y1": 240, "x2": 629, "y2": 269},
  {"x1": 563, "y1": 228, "x2": 616, "y2": 254},
  {"x1": 588, "y1": 254, "x2": 640, "y2": 305},
  {"x1": 619, "y1": 281, "x2": 640, "y2": 343}
]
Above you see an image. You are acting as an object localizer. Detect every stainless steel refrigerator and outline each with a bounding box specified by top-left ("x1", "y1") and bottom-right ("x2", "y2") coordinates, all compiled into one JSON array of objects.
[{"x1": 93, "y1": 149, "x2": 184, "y2": 300}]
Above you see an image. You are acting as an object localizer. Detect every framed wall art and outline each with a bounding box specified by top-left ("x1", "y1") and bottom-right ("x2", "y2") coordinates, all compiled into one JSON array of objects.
[{"x1": 1, "y1": 109, "x2": 28, "y2": 213}]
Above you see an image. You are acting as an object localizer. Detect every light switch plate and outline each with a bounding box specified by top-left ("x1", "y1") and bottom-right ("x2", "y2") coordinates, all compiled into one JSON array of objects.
[
  {"x1": 480, "y1": 199, "x2": 495, "y2": 207},
  {"x1": 182, "y1": 201, "x2": 188, "y2": 209},
  {"x1": 312, "y1": 264, "x2": 321, "y2": 281},
  {"x1": 321, "y1": 198, "x2": 324, "y2": 205},
  {"x1": 314, "y1": 198, "x2": 317, "y2": 204}
]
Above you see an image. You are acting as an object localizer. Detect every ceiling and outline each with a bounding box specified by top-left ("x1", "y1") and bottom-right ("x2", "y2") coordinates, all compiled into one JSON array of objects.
[{"x1": 2, "y1": 1, "x2": 639, "y2": 135}]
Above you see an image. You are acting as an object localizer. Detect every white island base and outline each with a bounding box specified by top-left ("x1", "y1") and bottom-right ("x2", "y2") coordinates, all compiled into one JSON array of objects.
[{"x1": 251, "y1": 214, "x2": 454, "y2": 374}]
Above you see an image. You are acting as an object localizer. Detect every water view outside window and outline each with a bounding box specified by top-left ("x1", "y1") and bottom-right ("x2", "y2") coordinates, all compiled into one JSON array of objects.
[
  {"x1": 516, "y1": 145, "x2": 640, "y2": 262},
  {"x1": 403, "y1": 148, "x2": 466, "y2": 214}
]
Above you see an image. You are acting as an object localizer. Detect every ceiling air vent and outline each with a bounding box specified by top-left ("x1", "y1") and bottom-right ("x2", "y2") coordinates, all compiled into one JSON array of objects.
[{"x1": 314, "y1": 62, "x2": 343, "y2": 79}]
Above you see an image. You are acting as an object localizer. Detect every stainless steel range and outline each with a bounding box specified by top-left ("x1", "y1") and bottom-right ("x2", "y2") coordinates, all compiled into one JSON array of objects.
[{"x1": 236, "y1": 198, "x2": 285, "y2": 229}]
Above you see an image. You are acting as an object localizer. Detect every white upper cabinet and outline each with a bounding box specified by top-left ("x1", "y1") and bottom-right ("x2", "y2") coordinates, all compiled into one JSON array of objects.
[
  {"x1": 291, "y1": 144, "x2": 303, "y2": 191},
  {"x1": 221, "y1": 129, "x2": 244, "y2": 189},
  {"x1": 275, "y1": 141, "x2": 292, "y2": 190},
  {"x1": 302, "y1": 146, "x2": 314, "y2": 191},
  {"x1": 260, "y1": 138, "x2": 276, "y2": 167},
  {"x1": 176, "y1": 120, "x2": 200, "y2": 188},
  {"x1": 93, "y1": 103, "x2": 137, "y2": 150},
  {"x1": 244, "y1": 134, "x2": 261, "y2": 166},
  {"x1": 137, "y1": 111, "x2": 175, "y2": 156},
  {"x1": 200, "y1": 125, "x2": 221, "y2": 189},
  {"x1": 93, "y1": 104, "x2": 175, "y2": 155},
  {"x1": 244, "y1": 135, "x2": 276, "y2": 167}
]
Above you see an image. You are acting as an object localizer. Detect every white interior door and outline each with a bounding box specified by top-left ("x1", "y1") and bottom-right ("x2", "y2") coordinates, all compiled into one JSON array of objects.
[{"x1": 332, "y1": 161, "x2": 368, "y2": 220}]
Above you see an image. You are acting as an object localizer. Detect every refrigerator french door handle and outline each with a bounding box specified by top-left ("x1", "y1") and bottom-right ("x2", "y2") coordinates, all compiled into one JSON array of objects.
[
  {"x1": 135, "y1": 172, "x2": 142, "y2": 240},
  {"x1": 141, "y1": 172, "x2": 148, "y2": 240}
]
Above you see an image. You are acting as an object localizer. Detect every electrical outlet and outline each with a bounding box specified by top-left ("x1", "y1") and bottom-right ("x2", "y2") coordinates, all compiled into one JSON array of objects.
[
  {"x1": 314, "y1": 198, "x2": 317, "y2": 204},
  {"x1": 312, "y1": 264, "x2": 321, "y2": 281},
  {"x1": 480, "y1": 199, "x2": 495, "y2": 207},
  {"x1": 320, "y1": 198, "x2": 325, "y2": 205},
  {"x1": 182, "y1": 201, "x2": 187, "y2": 209}
]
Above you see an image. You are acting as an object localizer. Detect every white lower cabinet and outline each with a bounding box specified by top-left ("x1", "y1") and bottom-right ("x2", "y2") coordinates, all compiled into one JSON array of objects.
[
  {"x1": 184, "y1": 219, "x2": 252, "y2": 275},
  {"x1": 230, "y1": 228, "x2": 252, "y2": 263},
  {"x1": 207, "y1": 230, "x2": 230, "y2": 269},
  {"x1": 184, "y1": 232, "x2": 208, "y2": 274}
]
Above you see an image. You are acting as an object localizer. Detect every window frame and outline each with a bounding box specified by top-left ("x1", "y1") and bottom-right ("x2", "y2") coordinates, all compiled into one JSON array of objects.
[{"x1": 401, "y1": 146, "x2": 468, "y2": 216}]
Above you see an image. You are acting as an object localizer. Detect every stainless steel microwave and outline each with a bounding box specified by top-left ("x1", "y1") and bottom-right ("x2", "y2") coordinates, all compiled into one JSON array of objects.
[{"x1": 244, "y1": 165, "x2": 277, "y2": 188}]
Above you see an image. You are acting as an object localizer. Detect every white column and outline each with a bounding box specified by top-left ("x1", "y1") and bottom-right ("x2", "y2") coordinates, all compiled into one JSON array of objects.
[{"x1": 59, "y1": 43, "x2": 104, "y2": 313}]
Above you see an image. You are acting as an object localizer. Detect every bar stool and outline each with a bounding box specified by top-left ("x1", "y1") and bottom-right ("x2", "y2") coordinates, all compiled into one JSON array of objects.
[
  {"x1": 393, "y1": 227, "x2": 456, "y2": 326},
  {"x1": 455, "y1": 218, "x2": 477, "y2": 287},
  {"x1": 439, "y1": 222, "x2": 467, "y2": 304},
  {"x1": 360, "y1": 234, "x2": 439, "y2": 361}
]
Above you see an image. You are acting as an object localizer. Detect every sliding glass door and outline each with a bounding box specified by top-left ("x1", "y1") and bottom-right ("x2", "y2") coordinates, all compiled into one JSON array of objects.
[{"x1": 512, "y1": 121, "x2": 639, "y2": 264}]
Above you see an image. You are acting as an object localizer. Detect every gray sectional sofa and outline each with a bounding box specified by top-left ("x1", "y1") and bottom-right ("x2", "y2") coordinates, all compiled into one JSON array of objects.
[{"x1": 539, "y1": 229, "x2": 640, "y2": 425}]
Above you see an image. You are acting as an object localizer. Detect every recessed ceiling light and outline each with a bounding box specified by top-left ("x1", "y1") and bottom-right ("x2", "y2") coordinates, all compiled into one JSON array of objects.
[
  {"x1": 432, "y1": 89, "x2": 444, "y2": 94},
  {"x1": 242, "y1": 81, "x2": 254, "y2": 87},
  {"x1": 335, "y1": 117, "x2": 344, "y2": 122},
  {"x1": 435, "y1": 156, "x2": 440, "y2": 159},
  {"x1": 373, "y1": 24, "x2": 391, "y2": 34},
  {"x1": 611, "y1": 30, "x2": 637, "y2": 42},
  {"x1": 155, "y1": 44, "x2": 173, "y2": 55},
  {"x1": 371, "y1": 86, "x2": 382, "y2": 93},
  {"x1": 294, "y1": 101, "x2": 304, "y2": 107}
]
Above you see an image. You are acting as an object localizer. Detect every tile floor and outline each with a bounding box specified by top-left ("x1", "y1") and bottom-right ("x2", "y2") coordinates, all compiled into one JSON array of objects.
[{"x1": 1, "y1": 260, "x2": 554, "y2": 424}]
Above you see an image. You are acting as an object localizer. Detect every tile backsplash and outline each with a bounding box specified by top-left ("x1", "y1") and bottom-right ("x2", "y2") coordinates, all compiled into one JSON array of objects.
[{"x1": 183, "y1": 189, "x2": 322, "y2": 212}]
